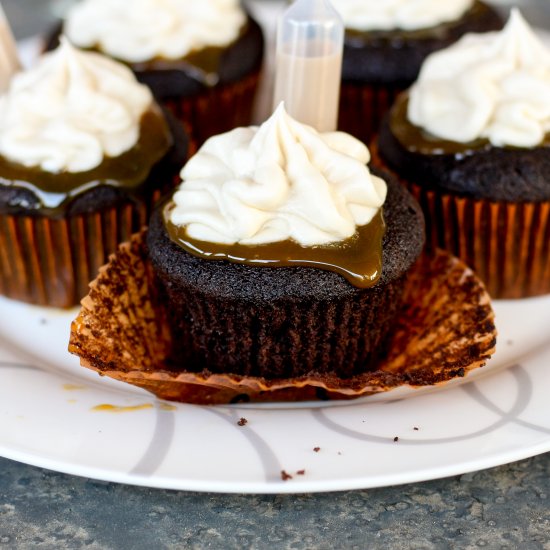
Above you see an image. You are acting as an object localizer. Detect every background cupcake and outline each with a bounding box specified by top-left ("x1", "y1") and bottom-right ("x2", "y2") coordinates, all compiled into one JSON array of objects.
[
  {"x1": 375, "y1": 10, "x2": 550, "y2": 299},
  {"x1": 332, "y1": 0, "x2": 502, "y2": 144},
  {"x1": 146, "y1": 104, "x2": 425, "y2": 378},
  {"x1": 51, "y1": 0, "x2": 264, "y2": 150},
  {"x1": 0, "y1": 40, "x2": 188, "y2": 308}
]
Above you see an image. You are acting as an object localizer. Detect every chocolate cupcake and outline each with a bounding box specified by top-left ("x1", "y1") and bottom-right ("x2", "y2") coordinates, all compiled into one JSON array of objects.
[
  {"x1": 146, "y1": 104, "x2": 425, "y2": 378},
  {"x1": 333, "y1": 0, "x2": 502, "y2": 143},
  {"x1": 53, "y1": 0, "x2": 264, "y2": 149},
  {"x1": 375, "y1": 10, "x2": 550, "y2": 299},
  {"x1": 68, "y1": 107, "x2": 497, "y2": 404},
  {"x1": 0, "y1": 40, "x2": 188, "y2": 308}
]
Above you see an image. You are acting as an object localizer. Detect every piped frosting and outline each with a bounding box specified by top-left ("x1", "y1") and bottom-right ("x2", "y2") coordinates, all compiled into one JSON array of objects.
[
  {"x1": 0, "y1": 39, "x2": 153, "y2": 173},
  {"x1": 169, "y1": 103, "x2": 387, "y2": 247},
  {"x1": 408, "y1": 9, "x2": 550, "y2": 148}
]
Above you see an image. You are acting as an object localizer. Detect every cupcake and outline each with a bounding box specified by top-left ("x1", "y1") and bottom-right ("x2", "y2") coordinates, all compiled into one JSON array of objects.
[
  {"x1": 0, "y1": 40, "x2": 188, "y2": 308},
  {"x1": 53, "y1": 0, "x2": 264, "y2": 149},
  {"x1": 144, "y1": 103, "x2": 425, "y2": 378},
  {"x1": 69, "y1": 108, "x2": 498, "y2": 404},
  {"x1": 333, "y1": 0, "x2": 502, "y2": 144},
  {"x1": 375, "y1": 10, "x2": 550, "y2": 299}
]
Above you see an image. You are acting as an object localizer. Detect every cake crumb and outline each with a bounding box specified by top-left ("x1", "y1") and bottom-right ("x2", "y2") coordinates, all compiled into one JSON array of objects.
[
  {"x1": 296, "y1": 469, "x2": 305, "y2": 476},
  {"x1": 281, "y1": 470, "x2": 293, "y2": 481},
  {"x1": 413, "y1": 427, "x2": 419, "y2": 431},
  {"x1": 313, "y1": 447, "x2": 321, "y2": 452},
  {"x1": 237, "y1": 417, "x2": 248, "y2": 427},
  {"x1": 39, "y1": 318, "x2": 47, "y2": 325},
  {"x1": 507, "y1": 339, "x2": 514, "y2": 346},
  {"x1": 393, "y1": 436, "x2": 399, "y2": 442},
  {"x1": 337, "y1": 452, "x2": 342, "y2": 456}
]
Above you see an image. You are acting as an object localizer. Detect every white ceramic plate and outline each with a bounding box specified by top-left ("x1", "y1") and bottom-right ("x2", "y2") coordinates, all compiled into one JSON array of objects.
[
  {"x1": 3, "y1": 0, "x2": 550, "y2": 494},
  {"x1": 1, "y1": 294, "x2": 550, "y2": 494}
]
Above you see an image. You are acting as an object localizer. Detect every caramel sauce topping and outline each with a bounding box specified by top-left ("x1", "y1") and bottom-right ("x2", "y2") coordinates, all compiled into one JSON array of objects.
[
  {"x1": 163, "y1": 201, "x2": 386, "y2": 289},
  {"x1": 390, "y1": 94, "x2": 550, "y2": 156},
  {"x1": 0, "y1": 108, "x2": 172, "y2": 215}
]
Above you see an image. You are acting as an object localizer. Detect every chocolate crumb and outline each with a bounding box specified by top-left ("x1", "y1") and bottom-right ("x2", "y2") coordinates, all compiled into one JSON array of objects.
[
  {"x1": 281, "y1": 470, "x2": 293, "y2": 481},
  {"x1": 337, "y1": 452, "x2": 342, "y2": 456},
  {"x1": 296, "y1": 469, "x2": 305, "y2": 476},
  {"x1": 313, "y1": 447, "x2": 321, "y2": 452},
  {"x1": 237, "y1": 417, "x2": 248, "y2": 427},
  {"x1": 413, "y1": 427, "x2": 419, "y2": 431},
  {"x1": 39, "y1": 319, "x2": 47, "y2": 325},
  {"x1": 393, "y1": 436, "x2": 399, "y2": 442}
]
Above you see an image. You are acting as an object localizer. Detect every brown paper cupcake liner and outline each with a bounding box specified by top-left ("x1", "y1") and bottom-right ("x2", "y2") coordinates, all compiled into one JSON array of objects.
[
  {"x1": 338, "y1": 83, "x2": 404, "y2": 146},
  {"x1": 369, "y1": 142, "x2": 550, "y2": 299},
  {"x1": 162, "y1": 71, "x2": 261, "y2": 152},
  {"x1": 0, "y1": 193, "x2": 161, "y2": 308},
  {"x1": 407, "y1": 184, "x2": 550, "y2": 299},
  {"x1": 69, "y1": 230, "x2": 496, "y2": 405}
]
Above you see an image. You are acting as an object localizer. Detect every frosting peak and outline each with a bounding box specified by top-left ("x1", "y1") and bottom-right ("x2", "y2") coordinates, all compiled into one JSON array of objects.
[
  {"x1": 65, "y1": 0, "x2": 246, "y2": 63},
  {"x1": 330, "y1": 0, "x2": 473, "y2": 32},
  {"x1": 0, "y1": 39, "x2": 153, "y2": 173},
  {"x1": 170, "y1": 103, "x2": 387, "y2": 246},
  {"x1": 408, "y1": 9, "x2": 550, "y2": 148}
]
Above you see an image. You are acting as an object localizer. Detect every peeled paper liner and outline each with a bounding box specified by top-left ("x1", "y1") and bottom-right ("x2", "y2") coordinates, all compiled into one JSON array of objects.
[{"x1": 69, "y1": 230, "x2": 496, "y2": 405}]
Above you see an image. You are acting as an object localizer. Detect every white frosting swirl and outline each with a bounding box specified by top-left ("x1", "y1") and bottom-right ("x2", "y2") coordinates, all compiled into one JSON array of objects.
[
  {"x1": 169, "y1": 104, "x2": 387, "y2": 247},
  {"x1": 65, "y1": 0, "x2": 247, "y2": 64},
  {"x1": 408, "y1": 10, "x2": 550, "y2": 148},
  {"x1": 330, "y1": 0, "x2": 473, "y2": 32},
  {"x1": 0, "y1": 39, "x2": 153, "y2": 173}
]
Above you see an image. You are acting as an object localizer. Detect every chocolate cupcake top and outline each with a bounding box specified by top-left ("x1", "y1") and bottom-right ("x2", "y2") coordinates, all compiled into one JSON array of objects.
[
  {"x1": 0, "y1": 39, "x2": 173, "y2": 215},
  {"x1": 64, "y1": 0, "x2": 246, "y2": 65},
  {"x1": 337, "y1": 0, "x2": 502, "y2": 85},
  {"x1": 408, "y1": 9, "x2": 550, "y2": 149},
  {"x1": 332, "y1": 0, "x2": 474, "y2": 32},
  {"x1": 378, "y1": 9, "x2": 550, "y2": 202},
  {"x1": 163, "y1": 103, "x2": 391, "y2": 288}
]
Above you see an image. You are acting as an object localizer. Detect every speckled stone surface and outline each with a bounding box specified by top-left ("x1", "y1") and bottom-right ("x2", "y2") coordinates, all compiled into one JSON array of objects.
[{"x1": 0, "y1": 454, "x2": 549, "y2": 549}]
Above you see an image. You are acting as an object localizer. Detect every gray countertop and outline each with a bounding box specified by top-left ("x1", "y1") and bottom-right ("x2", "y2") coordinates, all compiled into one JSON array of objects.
[
  {"x1": 1, "y1": 454, "x2": 549, "y2": 549},
  {"x1": 1, "y1": 1, "x2": 550, "y2": 548}
]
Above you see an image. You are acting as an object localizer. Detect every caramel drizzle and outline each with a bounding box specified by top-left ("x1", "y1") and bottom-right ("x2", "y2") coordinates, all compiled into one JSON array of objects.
[
  {"x1": 0, "y1": 109, "x2": 172, "y2": 215},
  {"x1": 390, "y1": 94, "x2": 550, "y2": 156},
  {"x1": 164, "y1": 201, "x2": 386, "y2": 289}
]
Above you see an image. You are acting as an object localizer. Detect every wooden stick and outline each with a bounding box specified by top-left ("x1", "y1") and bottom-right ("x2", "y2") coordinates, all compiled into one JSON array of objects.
[{"x1": 0, "y1": 3, "x2": 21, "y2": 93}]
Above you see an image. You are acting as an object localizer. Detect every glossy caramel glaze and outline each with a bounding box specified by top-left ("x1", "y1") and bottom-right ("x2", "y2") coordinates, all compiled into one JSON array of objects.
[
  {"x1": 0, "y1": 107, "x2": 173, "y2": 214},
  {"x1": 389, "y1": 93, "x2": 550, "y2": 156},
  {"x1": 163, "y1": 200, "x2": 386, "y2": 289}
]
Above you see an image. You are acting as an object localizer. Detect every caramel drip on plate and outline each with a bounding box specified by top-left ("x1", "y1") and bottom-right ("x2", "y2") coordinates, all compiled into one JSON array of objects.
[
  {"x1": 0, "y1": 108, "x2": 172, "y2": 214},
  {"x1": 164, "y1": 201, "x2": 386, "y2": 289},
  {"x1": 92, "y1": 403, "x2": 154, "y2": 413}
]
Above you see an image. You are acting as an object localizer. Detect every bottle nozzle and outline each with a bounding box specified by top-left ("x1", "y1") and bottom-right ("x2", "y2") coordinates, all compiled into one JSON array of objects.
[{"x1": 273, "y1": 0, "x2": 344, "y2": 132}]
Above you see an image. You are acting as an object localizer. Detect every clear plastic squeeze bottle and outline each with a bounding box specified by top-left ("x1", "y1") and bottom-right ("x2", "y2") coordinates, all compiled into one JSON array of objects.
[{"x1": 272, "y1": 0, "x2": 344, "y2": 132}]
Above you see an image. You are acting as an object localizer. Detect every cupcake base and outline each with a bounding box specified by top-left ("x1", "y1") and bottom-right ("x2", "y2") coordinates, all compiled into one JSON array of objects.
[
  {"x1": 406, "y1": 184, "x2": 550, "y2": 299},
  {"x1": 162, "y1": 70, "x2": 261, "y2": 152},
  {"x1": 338, "y1": 82, "x2": 403, "y2": 145},
  {"x1": 371, "y1": 141, "x2": 550, "y2": 299},
  {"x1": 0, "y1": 196, "x2": 157, "y2": 308},
  {"x1": 69, "y1": 230, "x2": 496, "y2": 405}
]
